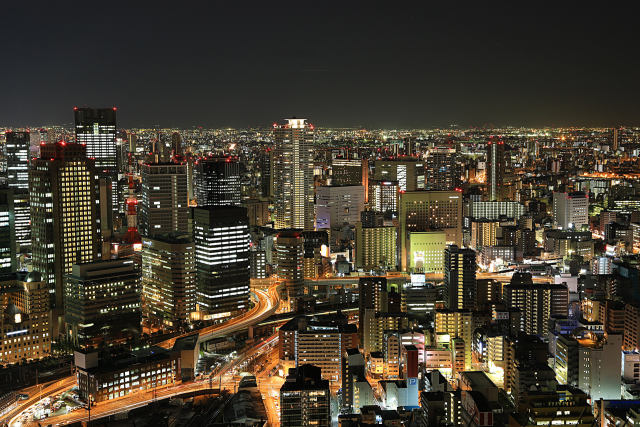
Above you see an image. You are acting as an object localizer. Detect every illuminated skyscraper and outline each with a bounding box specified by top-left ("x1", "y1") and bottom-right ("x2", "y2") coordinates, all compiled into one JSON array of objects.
[
  {"x1": 331, "y1": 158, "x2": 365, "y2": 187},
  {"x1": 30, "y1": 142, "x2": 100, "y2": 312},
  {"x1": 193, "y1": 206, "x2": 250, "y2": 320},
  {"x1": 5, "y1": 131, "x2": 31, "y2": 255},
  {"x1": 171, "y1": 131, "x2": 183, "y2": 158},
  {"x1": 12, "y1": 190, "x2": 30, "y2": 255},
  {"x1": 140, "y1": 162, "x2": 189, "y2": 237},
  {"x1": 74, "y1": 107, "x2": 118, "y2": 214},
  {"x1": 5, "y1": 131, "x2": 30, "y2": 189},
  {"x1": 273, "y1": 118, "x2": 315, "y2": 230},
  {"x1": 486, "y1": 137, "x2": 505, "y2": 201},
  {"x1": 0, "y1": 189, "x2": 16, "y2": 272},
  {"x1": 373, "y1": 158, "x2": 425, "y2": 192},
  {"x1": 194, "y1": 156, "x2": 241, "y2": 207},
  {"x1": 368, "y1": 180, "x2": 399, "y2": 213},
  {"x1": 425, "y1": 147, "x2": 460, "y2": 191},
  {"x1": 443, "y1": 245, "x2": 476, "y2": 311},
  {"x1": 141, "y1": 233, "x2": 195, "y2": 328},
  {"x1": 502, "y1": 272, "x2": 568, "y2": 336}
]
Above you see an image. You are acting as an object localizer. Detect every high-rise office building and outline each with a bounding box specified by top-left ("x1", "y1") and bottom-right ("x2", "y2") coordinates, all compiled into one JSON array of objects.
[
  {"x1": 373, "y1": 158, "x2": 425, "y2": 192},
  {"x1": 5, "y1": 131, "x2": 32, "y2": 256},
  {"x1": 275, "y1": 230, "x2": 304, "y2": 306},
  {"x1": 250, "y1": 250, "x2": 267, "y2": 279},
  {"x1": 171, "y1": 132, "x2": 182, "y2": 158},
  {"x1": 425, "y1": 147, "x2": 460, "y2": 191},
  {"x1": 358, "y1": 277, "x2": 387, "y2": 340},
  {"x1": 553, "y1": 191, "x2": 589, "y2": 230},
  {"x1": 331, "y1": 158, "x2": 366, "y2": 187},
  {"x1": 12, "y1": 190, "x2": 30, "y2": 256},
  {"x1": 5, "y1": 131, "x2": 30, "y2": 189},
  {"x1": 194, "y1": 156, "x2": 241, "y2": 207},
  {"x1": 141, "y1": 233, "x2": 195, "y2": 328},
  {"x1": 398, "y1": 191, "x2": 463, "y2": 271},
  {"x1": 140, "y1": 162, "x2": 189, "y2": 237},
  {"x1": 193, "y1": 206, "x2": 250, "y2": 320},
  {"x1": 280, "y1": 364, "x2": 331, "y2": 427},
  {"x1": 444, "y1": 245, "x2": 476, "y2": 310},
  {"x1": 470, "y1": 219, "x2": 500, "y2": 250},
  {"x1": 64, "y1": 259, "x2": 141, "y2": 348},
  {"x1": 486, "y1": 137, "x2": 505, "y2": 202},
  {"x1": 0, "y1": 189, "x2": 16, "y2": 272},
  {"x1": 273, "y1": 118, "x2": 315, "y2": 230},
  {"x1": 315, "y1": 185, "x2": 365, "y2": 230},
  {"x1": 368, "y1": 180, "x2": 399, "y2": 213},
  {"x1": 30, "y1": 142, "x2": 100, "y2": 311},
  {"x1": 74, "y1": 107, "x2": 118, "y2": 215}
]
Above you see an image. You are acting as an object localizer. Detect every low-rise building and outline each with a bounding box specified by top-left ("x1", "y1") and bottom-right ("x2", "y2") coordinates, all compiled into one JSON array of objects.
[
  {"x1": 0, "y1": 271, "x2": 51, "y2": 364},
  {"x1": 75, "y1": 347, "x2": 180, "y2": 403}
]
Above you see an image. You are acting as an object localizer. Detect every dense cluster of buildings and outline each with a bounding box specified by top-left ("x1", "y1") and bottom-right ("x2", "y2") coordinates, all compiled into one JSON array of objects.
[{"x1": 3, "y1": 115, "x2": 640, "y2": 424}]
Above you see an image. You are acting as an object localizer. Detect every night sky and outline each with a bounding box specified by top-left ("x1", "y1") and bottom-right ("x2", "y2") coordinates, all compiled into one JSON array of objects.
[{"x1": 2, "y1": 3, "x2": 638, "y2": 129}]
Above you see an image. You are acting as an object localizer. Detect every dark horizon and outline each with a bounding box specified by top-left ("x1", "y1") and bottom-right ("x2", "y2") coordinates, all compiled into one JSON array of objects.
[{"x1": 2, "y1": 3, "x2": 638, "y2": 129}]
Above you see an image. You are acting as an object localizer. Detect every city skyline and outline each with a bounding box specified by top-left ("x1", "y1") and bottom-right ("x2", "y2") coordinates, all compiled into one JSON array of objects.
[{"x1": 3, "y1": 3, "x2": 640, "y2": 425}]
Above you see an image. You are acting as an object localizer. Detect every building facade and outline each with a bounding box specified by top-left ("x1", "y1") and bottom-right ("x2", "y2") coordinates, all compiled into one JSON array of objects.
[
  {"x1": 142, "y1": 234, "x2": 195, "y2": 328},
  {"x1": 399, "y1": 190, "x2": 462, "y2": 271},
  {"x1": 273, "y1": 118, "x2": 315, "y2": 230},
  {"x1": 0, "y1": 272, "x2": 51, "y2": 364},
  {"x1": 193, "y1": 206, "x2": 250, "y2": 321},
  {"x1": 30, "y1": 142, "x2": 101, "y2": 311},
  {"x1": 140, "y1": 163, "x2": 189, "y2": 237},
  {"x1": 194, "y1": 156, "x2": 241, "y2": 207},
  {"x1": 486, "y1": 137, "x2": 505, "y2": 202},
  {"x1": 315, "y1": 185, "x2": 365, "y2": 230},
  {"x1": 74, "y1": 107, "x2": 118, "y2": 215},
  {"x1": 64, "y1": 260, "x2": 141, "y2": 348},
  {"x1": 280, "y1": 364, "x2": 331, "y2": 427},
  {"x1": 444, "y1": 245, "x2": 476, "y2": 311},
  {"x1": 553, "y1": 191, "x2": 589, "y2": 230}
]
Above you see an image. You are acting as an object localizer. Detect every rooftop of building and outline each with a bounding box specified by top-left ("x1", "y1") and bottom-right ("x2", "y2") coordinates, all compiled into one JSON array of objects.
[
  {"x1": 281, "y1": 365, "x2": 329, "y2": 392},
  {"x1": 460, "y1": 371, "x2": 497, "y2": 390},
  {"x1": 172, "y1": 333, "x2": 199, "y2": 352},
  {"x1": 223, "y1": 378, "x2": 268, "y2": 424},
  {"x1": 143, "y1": 232, "x2": 192, "y2": 244},
  {"x1": 79, "y1": 346, "x2": 175, "y2": 375}
]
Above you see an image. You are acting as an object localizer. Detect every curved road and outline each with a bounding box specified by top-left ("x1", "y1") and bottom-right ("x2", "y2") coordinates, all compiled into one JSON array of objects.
[{"x1": 7, "y1": 283, "x2": 281, "y2": 427}]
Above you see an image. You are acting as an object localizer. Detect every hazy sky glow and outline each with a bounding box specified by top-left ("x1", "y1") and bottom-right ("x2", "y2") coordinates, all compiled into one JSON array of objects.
[{"x1": 2, "y1": 3, "x2": 638, "y2": 128}]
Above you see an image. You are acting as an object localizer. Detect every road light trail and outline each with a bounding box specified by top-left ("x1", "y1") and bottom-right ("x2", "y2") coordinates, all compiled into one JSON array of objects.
[{"x1": 7, "y1": 282, "x2": 281, "y2": 427}]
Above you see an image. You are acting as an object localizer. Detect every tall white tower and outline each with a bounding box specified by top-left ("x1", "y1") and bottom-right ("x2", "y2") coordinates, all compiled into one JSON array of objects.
[{"x1": 273, "y1": 118, "x2": 315, "y2": 230}]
